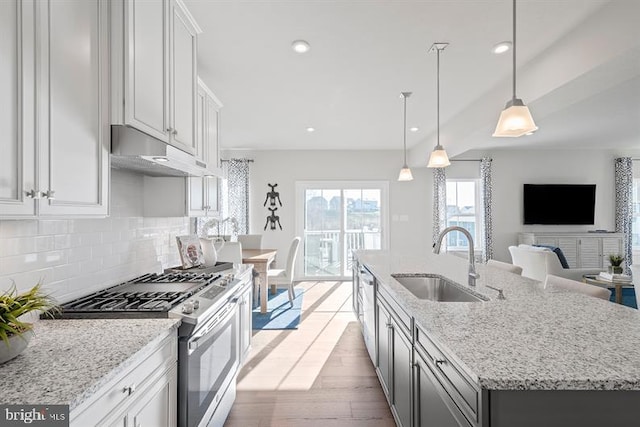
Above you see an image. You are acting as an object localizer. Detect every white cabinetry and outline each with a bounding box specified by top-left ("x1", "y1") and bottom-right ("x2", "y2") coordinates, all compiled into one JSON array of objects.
[
  {"x1": 71, "y1": 333, "x2": 177, "y2": 427},
  {"x1": 237, "y1": 276, "x2": 253, "y2": 364},
  {"x1": 1, "y1": 0, "x2": 109, "y2": 218},
  {"x1": 189, "y1": 79, "x2": 222, "y2": 217},
  {"x1": 111, "y1": 0, "x2": 200, "y2": 156},
  {"x1": 518, "y1": 232, "x2": 624, "y2": 269}
]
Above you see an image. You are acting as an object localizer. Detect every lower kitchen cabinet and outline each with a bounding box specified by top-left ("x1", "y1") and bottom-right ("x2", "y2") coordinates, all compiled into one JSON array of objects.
[
  {"x1": 414, "y1": 349, "x2": 471, "y2": 427},
  {"x1": 376, "y1": 294, "x2": 412, "y2": 427},
  {"x1": 70, "y1": 332, "x2": 177, "y2": 427},
  {"x1": 237, "y1": 277, "x2": 253, "y2": 364}
]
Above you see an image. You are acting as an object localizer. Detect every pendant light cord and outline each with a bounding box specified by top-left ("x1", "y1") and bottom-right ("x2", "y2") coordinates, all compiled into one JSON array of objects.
[
  {"x1": 403, "y1": 95, "x2": 408, "y2": 165},
  {"x1": 512, "y1": 0, "x2": 517, "y2": 100},
  {"x1": 436, "y1": 47, "x2": 441, "y2": 147}
]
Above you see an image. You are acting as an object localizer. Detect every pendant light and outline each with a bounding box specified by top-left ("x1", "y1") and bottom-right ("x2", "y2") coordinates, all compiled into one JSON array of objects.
[
  {"x1": 427, "y1": 43, "x2": 451, "y2": 168},
  {"x1": 493, "y1": 0, "x2": 538, "y2": 137},
  {"x1": 398, "y1": 92, "x2": 414, "y2": 181}
]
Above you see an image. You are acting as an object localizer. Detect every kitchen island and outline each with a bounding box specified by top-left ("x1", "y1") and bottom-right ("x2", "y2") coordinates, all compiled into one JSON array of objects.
[
  {"x1": 355, "y1": 250, "x2": 640, "y2": 427},
  {"x1": 0, "y1": 318, "x2": 180, "y2": 425}
]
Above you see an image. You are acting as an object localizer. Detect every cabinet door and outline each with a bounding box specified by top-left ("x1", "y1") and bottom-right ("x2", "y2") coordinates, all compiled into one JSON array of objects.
[
  {"x1": 557, "y1": 238, "x2": 578, "y2": 268},
  {"x1": 376, "y1": 300, "x2": 391, "y2": 401},
  {"x1": 602, "y1": 237, "x2": 623, "y2": 265},
  {"x1": 415, "y1": 354, "x2": 470, "y2": 427},
  {"x1": 169, "y1": 0, "x2": 197, "y2": 154},
  {"x1": 125, "y1": 0, "x2": 169, "y2": 141},
  {"x1": 188, "y1": 86, "x2": 207, "y2": 216},
  {"x1": 37, "y1": 0, "x2": 109, "y2": 216},
  {"x1": 239, "y1": 285, "x2": 253, "y2": 364},
  {"x1": 0, "y1": 0, "x2": 36, "y2": 216},
  {"x1": 391, "y1": 319, "x2": 412, "y2": 427},
  {"x1": 578, "y1": 238, "x2": 601, "y2": 268},
  {"x1": 129, "y1": 365, "x2": 177, "y2": 427}
]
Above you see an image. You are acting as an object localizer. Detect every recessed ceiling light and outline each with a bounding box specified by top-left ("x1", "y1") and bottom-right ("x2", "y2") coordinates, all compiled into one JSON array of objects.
[
  {"x1": 306, "y1": 127, "x2": 315, "y2": 133},
  {"x1": 292, "y1": 40, "x2": 310, "y2": 53},
  {"x1": 152, "y1": 157, "x2": 168, "y2": 162},
  {"x1": 492, "y1": 41, "x2": 512, "y2": 54},
  {"x1": 410, "y1": 127, "x2": 419, "y2": 132}
]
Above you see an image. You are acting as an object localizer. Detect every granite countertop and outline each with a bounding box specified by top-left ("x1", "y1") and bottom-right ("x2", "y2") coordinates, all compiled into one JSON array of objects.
[
  {"x1": 356, "y1": 250, "x2": 640, "y2": 391},
  {"x1": 0, "y1": 318, "x2": 180, "y2": 410}
]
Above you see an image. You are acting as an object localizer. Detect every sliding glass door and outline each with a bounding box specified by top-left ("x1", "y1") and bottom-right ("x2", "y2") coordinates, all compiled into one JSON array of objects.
[{"x1": 296, "y1": 182, "x2": 388, "y2": 279}]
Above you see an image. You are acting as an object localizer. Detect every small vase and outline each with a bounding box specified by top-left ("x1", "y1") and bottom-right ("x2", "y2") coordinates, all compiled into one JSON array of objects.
[
  {"x1": 0, "y1": 329, "x2": 33, "y2": 364},
  {"x1": 612, "y1": 266, "x2": 624, "y2": 274}
]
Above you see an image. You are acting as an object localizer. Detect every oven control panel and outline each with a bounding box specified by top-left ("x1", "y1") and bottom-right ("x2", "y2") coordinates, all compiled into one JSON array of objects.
[{"x1": 170, "y1": 273, "x2": 241, "y2": 324}]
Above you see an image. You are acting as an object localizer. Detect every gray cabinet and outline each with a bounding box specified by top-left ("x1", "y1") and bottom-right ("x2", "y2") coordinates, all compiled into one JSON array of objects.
[
  {"x1": 376, "y1": 291, "x2": 412, "y2": 427},
  {"x1": 414, "y1": 350, "x2": 470, "y2": 427},
  {"x1": 237, "y1": 277, "x2": 253, "y2": 365}
]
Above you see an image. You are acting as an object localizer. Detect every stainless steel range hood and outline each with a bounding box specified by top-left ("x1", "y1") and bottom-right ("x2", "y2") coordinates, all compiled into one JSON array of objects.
[{"x1": 111, "y1": 125, "x2": 221, "y2": 177}]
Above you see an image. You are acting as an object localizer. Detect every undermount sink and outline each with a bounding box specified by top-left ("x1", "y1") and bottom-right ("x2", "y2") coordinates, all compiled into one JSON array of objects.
[{"x1": 391, "y1": 274, "x2": 487, "y2": 302}]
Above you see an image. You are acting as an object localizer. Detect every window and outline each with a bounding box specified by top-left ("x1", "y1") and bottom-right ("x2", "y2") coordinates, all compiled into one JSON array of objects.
[
  {"x1": 445, "y1": 180, "x2": 481, "y2": 253},
  {"x1": 296, "y1": 181, "x2": 388, "y2": 279}
]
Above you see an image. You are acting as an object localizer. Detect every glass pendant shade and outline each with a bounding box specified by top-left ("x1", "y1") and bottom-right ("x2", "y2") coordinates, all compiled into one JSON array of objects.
[
  {"x1": 398, "y1": 166, "x2": 414, "y2": 181},
  {"x1": 427, "y1": 145, "x2": 451, "y2": 168},
  {"x1": 493, "y1": 98, "x2": 538, "y2": 137}
]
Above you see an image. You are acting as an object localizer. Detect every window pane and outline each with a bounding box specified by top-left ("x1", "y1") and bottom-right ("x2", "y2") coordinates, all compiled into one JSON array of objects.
[{"x1": 446, "y1": 180, "x2": 479, "y2": 251}]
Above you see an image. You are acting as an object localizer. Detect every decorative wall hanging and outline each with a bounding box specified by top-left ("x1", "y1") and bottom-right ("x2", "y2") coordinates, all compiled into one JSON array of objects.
[
  {"x1": 264, "y1": 183, "x2": 283, "y2": 207},
  {"x1": 264, "y1": 207, "x2": 283, "y2": 231},
  {"x1": 264, "y1": 183, "x2": 283, "y2": 231}
]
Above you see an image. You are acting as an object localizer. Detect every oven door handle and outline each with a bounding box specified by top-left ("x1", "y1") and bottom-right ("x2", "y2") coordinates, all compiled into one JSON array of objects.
[{"x1": 188, "y1": 301, "x2": 237, "y2": 353}]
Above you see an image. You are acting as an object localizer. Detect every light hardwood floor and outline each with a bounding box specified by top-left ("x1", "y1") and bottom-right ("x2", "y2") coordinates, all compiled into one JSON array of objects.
[{"x1": 224, "y1": 280, "x2": 396, "y2": 427}]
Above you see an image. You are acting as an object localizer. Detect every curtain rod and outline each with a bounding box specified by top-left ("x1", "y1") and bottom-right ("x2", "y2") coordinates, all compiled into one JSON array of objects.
[{"x1": 220, "y1": 159, "x2": 254, "y2": 162}]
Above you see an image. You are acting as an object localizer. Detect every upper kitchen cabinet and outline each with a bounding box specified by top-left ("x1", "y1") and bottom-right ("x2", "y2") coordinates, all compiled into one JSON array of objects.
[
  {"x1": 0, "y1": 0, "x2": 110, "y2": 218},
  {"x1": 189, "y1": 79, "x2": 223, "y2": 217},
  {"x1": 111, "y1": 0, "x2": 201, "y2": 159}
]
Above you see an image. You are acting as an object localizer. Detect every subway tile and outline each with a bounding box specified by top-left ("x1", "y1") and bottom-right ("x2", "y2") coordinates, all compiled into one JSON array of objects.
[
  {"x1": 0, "y1": 237, "x2": 36, "y2": 257},
  {"x1": 80, "y1": 232, "x2": 102, "y2": 247},
  {"x1": 91, "y1": 243, "x2": 113, "y2": 259},
  {"x1": 35, "y1": 235, "x2": 56, "y2": 252},
  {"x1": 0, "y1": 220, "x2": 38, "y2": 238},
  {"x1": 38, "y1": 220, "x2": 68, "y2": 235},
  {"x1": 54, "y1": 234, "x2": 71, "y2": 250},
  {"x1": 67, "y1": 247, "x2": 92, "y2": 263}
]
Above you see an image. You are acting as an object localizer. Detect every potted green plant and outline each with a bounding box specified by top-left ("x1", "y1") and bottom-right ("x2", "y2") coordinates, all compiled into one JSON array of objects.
[
  {"x1": 608, "y1": 254, "x2": 625, "y2": 274},
  {"x1": 0, "y1": 283, "x2": 58, "y2": 364}
]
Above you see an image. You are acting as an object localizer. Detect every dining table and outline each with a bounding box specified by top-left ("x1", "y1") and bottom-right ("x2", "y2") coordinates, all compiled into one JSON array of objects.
[{"x1": 242, "y1": 248, "x2": 277, "y2": 314}]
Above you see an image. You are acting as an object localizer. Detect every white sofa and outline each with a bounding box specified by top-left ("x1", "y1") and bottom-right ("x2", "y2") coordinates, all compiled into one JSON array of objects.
[
  {"x1": 508, "y1": 244, "x2": 601, "y2": 282},
  {"x1": 631, "y1": 264, "x2": 640, "y2": 309}
]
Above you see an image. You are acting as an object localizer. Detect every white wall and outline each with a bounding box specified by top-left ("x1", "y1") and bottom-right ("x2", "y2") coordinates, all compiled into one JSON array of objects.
[
  {"x1": 486, "y1": 149, "x2": 629, "y2": 262},
  {"x1": 224, "y1": 149, "x2": 433, "y2": 274},
  {"x1": 0, "y1": 170, "x2": 189, "y2": 303}
]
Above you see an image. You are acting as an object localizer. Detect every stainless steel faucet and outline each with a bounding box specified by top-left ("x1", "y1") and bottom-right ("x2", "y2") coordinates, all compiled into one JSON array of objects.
[{"x1": 433, "y1": 226, "x2": 480, "y2": 287}]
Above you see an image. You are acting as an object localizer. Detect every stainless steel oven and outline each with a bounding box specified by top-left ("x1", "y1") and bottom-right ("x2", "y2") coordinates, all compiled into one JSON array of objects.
[{"x1": 178, "y1": 296, "x2": 240, "y2": 427}]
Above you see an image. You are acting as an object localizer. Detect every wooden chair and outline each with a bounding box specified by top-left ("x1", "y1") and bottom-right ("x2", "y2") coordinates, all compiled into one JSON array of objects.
[
  {"x1": 237, "y1": 234, "x2": 262, "y2": 250},
  {"x1": 544, "y1": 274, "x2": 611, "y2": 300},
  {"x1": 486, "y1": 259, "x2": 523, "y2": 275},
  {"x1": 267, "y1": 237, "x2": 301, "y2": 305}
]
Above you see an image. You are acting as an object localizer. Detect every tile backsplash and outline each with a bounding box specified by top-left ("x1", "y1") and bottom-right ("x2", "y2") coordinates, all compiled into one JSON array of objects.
[{"x1": 0, "y1": 170, "x2": 190, "y2": 303}]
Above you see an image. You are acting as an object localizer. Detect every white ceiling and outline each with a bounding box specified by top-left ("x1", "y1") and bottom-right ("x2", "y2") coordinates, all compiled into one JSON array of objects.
[{"x1": 186, "y1": 0, "x2": 640, "y2": 162}]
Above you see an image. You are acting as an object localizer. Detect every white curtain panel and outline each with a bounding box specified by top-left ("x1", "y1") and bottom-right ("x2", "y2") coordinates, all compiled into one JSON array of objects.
[
  {"x1": 480, "y1": 157, "x2": 494, "y2": 263},
  {"x1": 224, "y1": 159, "x2": 251, "y2": 235},
  {"x1": 615, "y1": 157, "x2": 633, "y2": 274},
  {"x1": 432, "y1": 168, "x2": 447, "y2": 245}
]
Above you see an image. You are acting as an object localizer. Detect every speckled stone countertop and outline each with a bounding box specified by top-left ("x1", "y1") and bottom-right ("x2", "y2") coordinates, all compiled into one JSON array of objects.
[
  {"x1": 356, "y1": 250, "x2": 640, "y2": 391},
  {"x1": 0, "y1": 318, "x2": 180, "y2": 410}
]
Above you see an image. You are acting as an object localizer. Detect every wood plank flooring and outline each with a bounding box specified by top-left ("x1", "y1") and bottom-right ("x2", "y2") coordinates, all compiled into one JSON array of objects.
[{"x1": 224, "y1": 280, "x2": 395, "y2": 427}]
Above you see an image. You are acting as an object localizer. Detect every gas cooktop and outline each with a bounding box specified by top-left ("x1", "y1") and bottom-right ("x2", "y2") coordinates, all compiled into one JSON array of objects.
[{"x1": 54, "y1": 271, "x2": 228, "y2": 319}]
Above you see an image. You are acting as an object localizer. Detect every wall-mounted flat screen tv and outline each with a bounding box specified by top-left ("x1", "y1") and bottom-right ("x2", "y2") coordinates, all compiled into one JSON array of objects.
[{"x1": 523, "y1": 184, "x2": 596, "y2": 225}]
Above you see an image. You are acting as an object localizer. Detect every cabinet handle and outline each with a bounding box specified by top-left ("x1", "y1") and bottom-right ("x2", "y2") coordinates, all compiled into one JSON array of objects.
[
  {"x1": 166, "y1": 127, "x2": 174, "y2": 133},
  {"x1": 435, "y1": 359, "x2": 446, "y2": 367},
  {"x1": 122, "y1": 384, "x2": 136, "y2": 396},
  {"x1": 386, "y1": 322, "x2": 393, "y2": 329},
  {"x1": 25, "y1": 189, "x2": 41, "y2": 199},
  {"x1": 172, "y1": 129, "x2": 178, "y2": 135},
  {"x1": 40, "y1": 190, "x2": 55, "y2": 200}
]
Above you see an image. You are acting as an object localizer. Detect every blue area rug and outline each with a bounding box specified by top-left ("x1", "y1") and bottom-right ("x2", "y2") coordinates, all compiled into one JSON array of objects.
[{"x1": 252, "y1": 287, "x2": 304, "y2": 330}]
